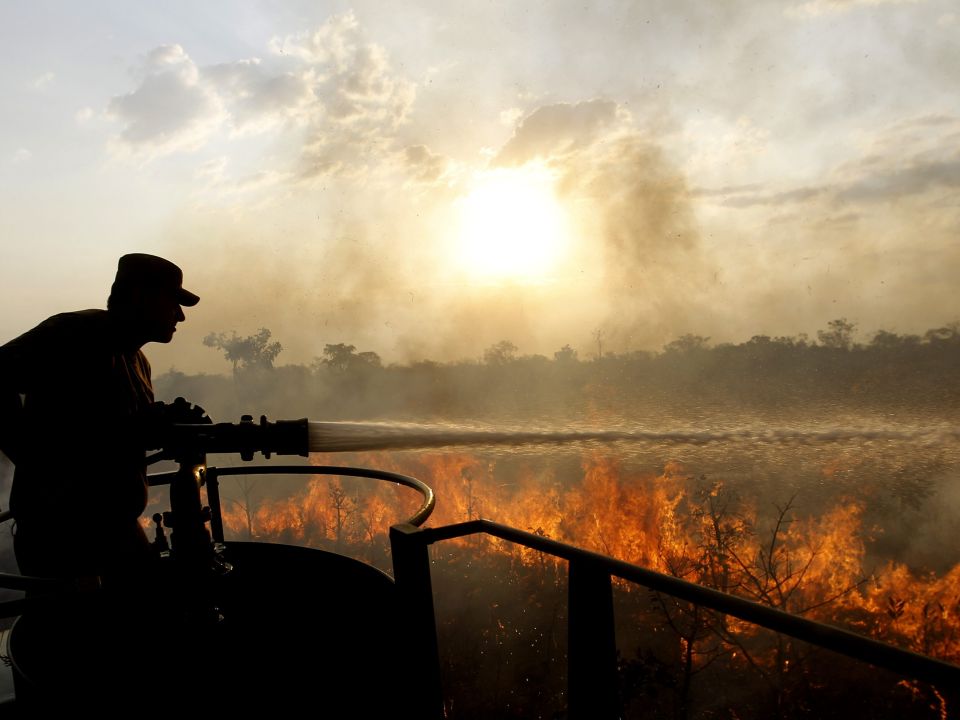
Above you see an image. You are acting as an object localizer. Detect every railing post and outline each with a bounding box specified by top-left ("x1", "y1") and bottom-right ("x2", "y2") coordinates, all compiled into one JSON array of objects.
[
  {"x1": 390, "y1": 523, "x2": 444, "y2": 719},
  {"x1": 568, "y1": 559, "x2": 620, "y2": 719},
  {"x1": 205, "y1": 466, "x2": 225, "y2": 544}
]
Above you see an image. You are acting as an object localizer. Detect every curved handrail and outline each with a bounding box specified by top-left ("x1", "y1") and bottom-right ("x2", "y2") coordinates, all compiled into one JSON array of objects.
[
  {"x1": 0, "y1": 465, "x2": 434, "y2": 607},
  {"x1": 149, "y1": 464, "x2": 435, "y2": 528}
]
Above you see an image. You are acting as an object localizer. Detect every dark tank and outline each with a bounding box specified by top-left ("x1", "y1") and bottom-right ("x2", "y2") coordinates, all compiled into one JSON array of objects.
[{"x1": 2, "y1": 417, "x2": 438, "y2": 714}]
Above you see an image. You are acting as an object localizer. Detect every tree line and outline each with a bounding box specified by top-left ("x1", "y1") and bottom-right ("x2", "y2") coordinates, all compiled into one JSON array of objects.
[{"x1": 156, "y1": 319, "x2": 960, "y2": 421}]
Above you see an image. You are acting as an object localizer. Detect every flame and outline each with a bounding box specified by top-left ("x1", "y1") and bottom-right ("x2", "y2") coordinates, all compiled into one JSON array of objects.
[{"x1": 206, "y1": 449, "x2": 960, "y2": 669}]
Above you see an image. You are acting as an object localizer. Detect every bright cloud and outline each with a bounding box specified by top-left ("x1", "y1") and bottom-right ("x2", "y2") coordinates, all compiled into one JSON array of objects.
[
  {"x1": 31, "y1": 72, "x2": 54, "y2": 90},
  {"x1": 789, "y1": 0, "x2": 920, "y2": 18},
  {"x1": 107, "y1": 45, "x2": 223, "y2": 157},
  {"x1": 204, "y1": 58, "x2": 315, "y2": 133},
  {"x1": 106, "y1": 12, "x2": 415, "y2": 184}
]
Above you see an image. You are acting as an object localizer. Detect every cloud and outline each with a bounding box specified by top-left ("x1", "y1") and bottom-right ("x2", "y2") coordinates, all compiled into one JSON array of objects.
[
  {"x1": 494, "y1": 100, "x2": 621, "y2": 166},
  {"x1": 818, "y1": 211, "x2": 861, "y2": 227},
  {"x1": 194, "y1": 156, "x2": 228, "y2": 183},
  {"x1": 204, "y1": 58, "x2": 315, "y2": 133},
  {"x1": 32, "y1": 72, "x2": 54, "y2": 90},
  {"x1": 788, "y1": 0, "x2": 920, "y2": 18},
  {"x1": 719, "y1": 185, "x2": 828, "y2": 208},
  {"x1": 688, "y1": 183, "x2": 764, "y2": 199},
  {"x1": 401, "y1": 145, "x2": 451, "y2": 184},
  {"x1": 499, "y1": 108, "x2": 524, "y2": 127},
  {"x1": 107, "y1": 45, "x2": 223, "y2": 157},
  {"x1": 281, "y1": 15, "x2": 416, "y2": 181},
  {"x1": 107, "y1": 13, "x2": 415, "y2": 177},
  {"x1": 695, "y1": 114, "x2": 960, "y2": 209},
  {"x1": 833, "y1": 115, "x2": 960, "y2": 203},
  {"x1": 268, "y1": 12, "x2": 360, "y2": 67},
  {"x1": 11, "y1": 148, "x2": 32, "y2": 164},
  {"x1": 838, "y1": 158, "x2": 960, "y2": 202},
  {"x1": 75, "y1": 107, "x2": 94, "y2": 124}
]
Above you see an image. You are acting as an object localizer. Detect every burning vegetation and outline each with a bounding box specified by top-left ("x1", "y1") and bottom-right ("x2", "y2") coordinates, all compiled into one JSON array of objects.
[
  {"x1": 210, "y1": 450, "x2": 959, "y2": 719},
  {"x1": 139, "y1": 321, "x2": 960, "y2": 718}
]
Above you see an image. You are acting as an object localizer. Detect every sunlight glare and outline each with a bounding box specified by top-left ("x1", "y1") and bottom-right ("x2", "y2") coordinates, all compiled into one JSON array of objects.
[{"x1": 455, "y1": 168, "x2": 570, "y2": 282}]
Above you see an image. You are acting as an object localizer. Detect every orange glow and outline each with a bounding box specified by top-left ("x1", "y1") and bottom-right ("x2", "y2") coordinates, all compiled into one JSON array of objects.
[{"x1": 212, "y1": 451, "x2": 960, "y2": 667}]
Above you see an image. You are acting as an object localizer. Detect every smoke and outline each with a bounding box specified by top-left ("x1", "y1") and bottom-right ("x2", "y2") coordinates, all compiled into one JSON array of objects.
[
  {"x1": 107, "y1": 9, "x2": 960, "y2": 375},
  {"x1": 145, "y1": 97, "x2": 960, "y2": 376},
  {"x1": 559, "y1": 133, "x2": 710, "y2": 352}
]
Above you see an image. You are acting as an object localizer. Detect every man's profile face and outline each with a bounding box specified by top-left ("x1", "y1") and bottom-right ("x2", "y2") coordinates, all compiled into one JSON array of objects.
[{"x1": 138, "y1": 290, "x2": 186, "y2": 344}]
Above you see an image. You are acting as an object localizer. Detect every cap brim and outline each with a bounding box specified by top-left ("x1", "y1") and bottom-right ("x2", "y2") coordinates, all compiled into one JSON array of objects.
[{"x1": 178, "y1": 288, "x2": 200, "y2": 307}]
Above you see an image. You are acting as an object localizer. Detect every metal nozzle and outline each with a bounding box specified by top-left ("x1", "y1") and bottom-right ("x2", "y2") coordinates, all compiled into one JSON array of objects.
[{"x1": 162, "y1": 416, "x2": 309, "y2": 461}]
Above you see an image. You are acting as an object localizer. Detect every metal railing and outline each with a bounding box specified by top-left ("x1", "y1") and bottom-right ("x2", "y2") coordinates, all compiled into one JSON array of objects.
[
  {"x1": 148, "y1": 464, "x2": 436, "y2": 542},
  {"x1": 0, "y1": 465, "x2": 434, "y2": 613},
  {"x1": 389, "y1": 518, "x2": 960, "y2": 720}
]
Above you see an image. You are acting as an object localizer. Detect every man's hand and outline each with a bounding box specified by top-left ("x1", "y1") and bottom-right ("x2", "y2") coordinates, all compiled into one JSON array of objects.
[
  {"x1": 138, "y1": 397, "x2": 213, "y2": 451},
  {"x1": 164, "y1": 396, "x2": 213, "y2": 425}
]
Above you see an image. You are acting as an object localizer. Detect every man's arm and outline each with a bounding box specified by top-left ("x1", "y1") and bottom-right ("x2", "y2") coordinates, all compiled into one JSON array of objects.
[
  {"x1": 0, "y1": 332, "x2": 35, "y2": 464},
  {"x1": 0, "y1": 388, "x2": 22, "y2": 464},
  {"x1": 0, "y1": 318, "x2": 58, "y2": 464}
]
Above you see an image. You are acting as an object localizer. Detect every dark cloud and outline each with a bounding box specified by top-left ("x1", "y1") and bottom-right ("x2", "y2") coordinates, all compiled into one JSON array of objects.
[
  {"x1": 818, "y1": 211, "x2": 861, "y2": 227},
  {"x1": 720, "y1": 185, "x2": 827, "y2": 208},
  {"x1": 831, "y1": 115, "x2": 960, "y2": 202},
  {"x1": 402, "y1": 145, "x2": 450, "y2": 184},
  {"x1": 494, "y1": 100, "x2": 619, "y2": 166},
  {"x1": 687, "y1": 183, "x2": 764, "y2": 198},
  {"x1": 838, "y1": 157, "x2": 960, "y2": 203},
  {"x1": 696, "y1": 115, "x2": 960, "y2": 210}
]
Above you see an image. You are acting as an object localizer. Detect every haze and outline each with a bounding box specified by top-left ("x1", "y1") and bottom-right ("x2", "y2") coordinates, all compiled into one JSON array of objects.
[{"x1": 2, "y1": 0, "x2": 958, "y2": 373}]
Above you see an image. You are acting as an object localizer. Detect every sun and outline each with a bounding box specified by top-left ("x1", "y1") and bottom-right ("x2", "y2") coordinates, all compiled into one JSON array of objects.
[{"x1": 454, "y1": 167, "x2": 571, "y2": 282}]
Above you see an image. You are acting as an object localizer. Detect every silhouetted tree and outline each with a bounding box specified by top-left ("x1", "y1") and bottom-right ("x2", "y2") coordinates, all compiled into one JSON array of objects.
[
  {"x1": 203, "y1": 328, "x2": 283, "y2": 372},
  {"x1": 356, "y1": 351, "x2": 383, "y2": 368},
  {"x1": 593, "y1": 328, "x2": 604, "y2": 360},
  {"x1": 663, "y1": 334, "x2": 711, "y2": 354},
  {"x1": 554, "y1": 344, "x2": 578, "y2": 363},
  {"x1": 924, "y1": 324, "x2": 960, "y2": 344},
  {"x1": 329, "y1": 480, "x2": 355, "y2": 551},
  {"x1": 319, "y1": 343, "x2": 358, "y2": 372},
  {"x1": 224, "y1": 476, "x2": 261, "y2": 540},
  {"x1": 483, "y1": 340, "x2": 518, "y2": 366},
  {"x1": 317, "y1": 343, "x2": 382, "y2": 373},
  {"x1": 817, "y1": 318, "x2": 857, "y2": 350}
]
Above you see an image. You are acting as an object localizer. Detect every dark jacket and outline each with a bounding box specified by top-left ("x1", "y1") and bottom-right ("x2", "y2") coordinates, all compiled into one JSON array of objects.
[{"x1": 0, "y1": 309, "x2": 154, "y2": 577}]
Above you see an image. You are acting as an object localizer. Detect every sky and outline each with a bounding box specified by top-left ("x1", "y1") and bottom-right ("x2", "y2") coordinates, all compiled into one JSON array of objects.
[{"x1": 1, "y1": 0, "x2": 959, "y2": 373}]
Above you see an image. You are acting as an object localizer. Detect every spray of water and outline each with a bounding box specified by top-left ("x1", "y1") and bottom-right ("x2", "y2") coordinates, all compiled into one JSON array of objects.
[{"x1": 307, "y1": 421, "x2": 960, "y2": 453}]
